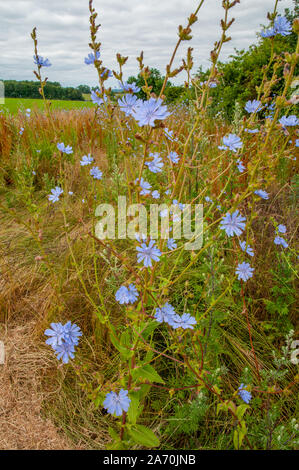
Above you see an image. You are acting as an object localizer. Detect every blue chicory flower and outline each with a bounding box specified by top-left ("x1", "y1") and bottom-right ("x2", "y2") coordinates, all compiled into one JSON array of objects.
[
  {"x1": 63, "y1": 321, "x2": 82, "y2": 346},
  {"x1": 34, "y1": 55, "x2": 51, "y2": 67},
  {"x1": 261, "y1": 16, "x2": 292, "y2": 38},
  {"x1": 254, "y1": 189, "x2": 269, "y2": 200},
  {"x1": 80, "y1": 154, "x2": 94, "y2": 166},
  {"x1": 84, "y1": 51, "x2": 100, "y2": 65},
  {"x1": 218, "y1": 134, "x2": 243, "y2": 153},
  {"x1": 235, "y1": 262, "x2": 254, "y2": 282},
  {"x1": 57, "y1": 142, "x2": 73, "y2": 154},
  {"x1": 279, "y1": 115, "x2": 299, "y2": 127},
  {"x1": 44, "y1": 321, "x2": 82, "y2": 364},
  {"x1": 118, "y1": 94, "x2": 141, "y2": 116},
  {"x1": 164, "y1": 128, "x2": 177, "y2": 141},
  {"x1": 220, "y1": 210, "x2": 246, "y2": 237},
  {"x1": 237, "y1": 159, "x2": 246, "y2": 173},
  {"x1": 154, "y1": 302, "x2": 176, "y2": 324},
  {"x1": 277, "y1": 224, "x2": 286, "y2": 234},
  {"x1": 170, "y1": 313, "x2": 197, "y2": 330},
  {"x1": 167, "y1": 238, "x2": 177, "y2": 250},
  {"x1": 91, "y1": 89, "x2": 107, "y2": 106},
  {"x1": 273, "y1": 16, "x2": 292, "y2": 36},
  {"x1": 119, "y1": 81, "x2": 140, "y2": 94},
  {"x1": 132, "y1": 97, "x2": 171, "y2": 127},
  {"x1": 115, "y1": 284, "x2": 139, "y2": 304},
  {"x1": 54, "y1": 342, "x2": 76, "y2": 364},
  {"x1": 135, "y1": 177, "x2": 152, "y2": 196},
  {"x1": 136, "y1": 240, "x2": 161, "y2": 267},
  {"x1": 48, "y1": 186, "x2": 63, "y2": 203},
  {"x1": 172, "y1": 200, "x2": 184, "y2": 211},
  {"x1": 101, "y1": 68, "x2": 112, "y2": 78},
  {"x1": 151, "y1": 190, "x2": 160, "y2": 199},
  {"x1": 238, "y1": 384, "x2": 252, "y2": 404},
  {"x1": 145, "y1": 153, "x2": 164, "y2": 173},
  {"x1": 90, "y1": 166, "x2": 103, "y2": 180},
  {"x1": 244, "y1": 128, "x2": 259, "y2": 134},
  {"x1": 261, "y1": 28, "x2": 276, "y2": 38},
  {"x1": 44, "y1": 322, "x2": 66, "y2": 348},
  {"x1": 168, "y1": 151, "x2": 180, "y2": 164},
  {"x1": 244, "y1": 100, "x2": 262, "y2": 113},
  {"x1": 103, "y1": 389, "x2": 131, "y2": 416},
  {"x1": 274, "y1": 236, "x2": 288, "y2": 248},
  {"x1": 239, "y1": 241, "x2": 254, "y2": 257}
]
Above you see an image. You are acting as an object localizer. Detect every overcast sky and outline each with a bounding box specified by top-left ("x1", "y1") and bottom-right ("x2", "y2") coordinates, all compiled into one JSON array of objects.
[{"x1": 0, "y1": 0, "x2": 295, "y2": 88}]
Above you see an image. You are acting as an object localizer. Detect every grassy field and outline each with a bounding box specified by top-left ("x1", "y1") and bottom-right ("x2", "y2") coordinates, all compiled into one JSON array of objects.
[{"x1": 0, "y1": 97, "x2": 94, "y2": 114}]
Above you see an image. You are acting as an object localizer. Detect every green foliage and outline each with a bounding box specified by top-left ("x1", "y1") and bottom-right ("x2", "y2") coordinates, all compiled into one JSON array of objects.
[
  {"x1": 127, "y1": 68, "x2": 168, "y2": 100},
  {"x1": 164, "y1": 85, "x2": 186, "y2": 103},
  {"x1": 196, "y1": 3, "x2": 299, "y2": 119},
  {"x1": 77, "y1": 84, "x2": 91, "y2": 94},
  {"x1": 127, "y1": 67, "x2": 185, "y2": 102},
  {"x1": 128, "y1": 425, "x2": 160, "y2": 447},
  {"x1": 164, "y1": 392, "x2": 209, "y2": 437},
  {"x1": 1, "y1": 79, "x2": 84, "y2": 101}
]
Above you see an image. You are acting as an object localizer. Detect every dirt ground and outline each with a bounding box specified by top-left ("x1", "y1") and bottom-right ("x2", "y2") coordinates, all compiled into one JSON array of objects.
[{"x1": 0, "y1": 322, "x2": 77, "y2": 450}]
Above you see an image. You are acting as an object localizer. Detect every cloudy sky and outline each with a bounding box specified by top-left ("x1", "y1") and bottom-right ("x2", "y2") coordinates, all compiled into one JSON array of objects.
[{"x1": 0, "y1": 0, "x2": 294, "y2": 88}]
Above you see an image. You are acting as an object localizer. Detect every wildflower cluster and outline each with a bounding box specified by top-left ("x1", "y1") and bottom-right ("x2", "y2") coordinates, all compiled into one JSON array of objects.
[{"x1": 44, "y1": 321, "x2": 82, "y2": 363}]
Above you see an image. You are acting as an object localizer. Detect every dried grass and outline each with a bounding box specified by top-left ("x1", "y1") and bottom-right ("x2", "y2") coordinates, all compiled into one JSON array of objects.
[{"x1": 0, "y1": 321, "x2": 80, "y2": 449}]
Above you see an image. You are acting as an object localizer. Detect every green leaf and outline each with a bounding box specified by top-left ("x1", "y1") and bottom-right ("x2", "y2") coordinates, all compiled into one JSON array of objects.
[
  {"x1": 132, "y1": 364, "x2": 165, "y2": 384},
  {"x1": 129, "y1": 425, "x2": 160, "y2": 447},
  {"x1": 216, "y1": 402, "x2": 227, "y2": 415},
  {"x1": 127, "y1": 392, "x2": 143, "y2": 425},
  {"x1": 139, "y1": 321, "x2": 158, "y2": 340},
  {"x1": 236, "y1": 404, "x2": 249, "y2": 420},
  {"x1": 120, "y1": 330, "x2": 132, "y2": 348},
  {"x1": 108, "y1": 426, "x2": 119, "y2": 441},
  {"x1": 94, "y1": 391, "x2": 106, "y2": 409},
  {"x1": 109, "y1": 329, "x2": 134, "y2": 360},
  {"x1": 233, "y1": 426, "x2": 246, "y2": 450}
]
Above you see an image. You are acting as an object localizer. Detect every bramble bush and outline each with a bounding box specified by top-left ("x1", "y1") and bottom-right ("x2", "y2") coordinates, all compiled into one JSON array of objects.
[{"x1": 0, "y1": 0, "x2": 298, "y2": 450}]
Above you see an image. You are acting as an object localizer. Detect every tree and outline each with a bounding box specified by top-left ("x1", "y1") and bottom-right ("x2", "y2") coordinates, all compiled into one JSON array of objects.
[
  {"x1": 127, "y1": 68, "x2": 171, "y2": 100},
  {"x1": 195, "y1": 2, "x2": 298, "y2": 119},
  {"x1": 77, "y1": 84, "x2": 91, "y2": 94},
  {"x1": 3, "y1": 80, "x2": 84, "y2": 101},
  {"x1": 164, "y1": 85, "x2": 185, "y2": 103}
]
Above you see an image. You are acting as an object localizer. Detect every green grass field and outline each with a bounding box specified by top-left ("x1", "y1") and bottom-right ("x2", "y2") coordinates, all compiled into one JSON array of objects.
[{"x1": 0, "y1": 97, "x2": 94, "y2": 114}]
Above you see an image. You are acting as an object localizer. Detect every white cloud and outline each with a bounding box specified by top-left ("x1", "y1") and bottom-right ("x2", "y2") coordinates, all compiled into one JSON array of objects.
[{"x1": 0, "y1": 0, "x2": 294, "y2": 88}]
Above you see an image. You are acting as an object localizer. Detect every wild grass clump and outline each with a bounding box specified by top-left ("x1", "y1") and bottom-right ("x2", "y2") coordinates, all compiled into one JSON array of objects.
[{"x1": 0, "y1": 0, "x2": 298, "y2": 450}]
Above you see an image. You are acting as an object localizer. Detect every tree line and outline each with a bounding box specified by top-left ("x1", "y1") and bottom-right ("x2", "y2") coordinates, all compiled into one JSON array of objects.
[{"x1": 1, "y1": 80, "x2": 86, "y2": 101}]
